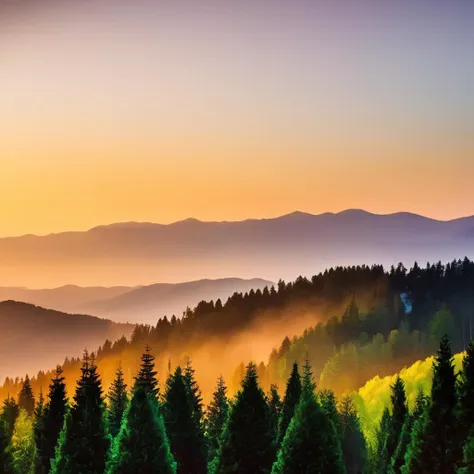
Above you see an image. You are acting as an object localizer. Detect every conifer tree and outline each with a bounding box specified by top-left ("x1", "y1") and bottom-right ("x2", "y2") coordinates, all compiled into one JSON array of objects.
[
  {"x1": 371, "y1": 407, "x2": 391, "y2": 474},
  {"x1": 134, "y1": 346, "x2": 159, "y2": 397},
  {"x1": 107, "y1": 365, "x2": 128, "y2": 438},
  {"x1": 1, "y1": 397, "x2": 19, "y2": 437},
  {"x1": 35, "y1": 366, "x2": 68, "y2": 474},
  {"x1": 18, "y1": 375, "x2": 35, "y2": 417},
  {"x1": 163, "y1": 367, "x2": 207, "y2": 474},
  {"x1": 51, "y1": 351, "x2": 110, "y2": 474},
  {"x1": 339, "y1": 395, "x2": 366, "y2": 474},
  {"x1": 320, "y1": 389, "x2": 341, "y2": 439},
  {"x1": 391, "y1": 390, "x2": 427, "y2": 474},
  {"x1": 268, "y1": 384, "x2": 282, "y2": 441},
  {"x1": 0, "y1": 418, "x2": 14, "y2": 474},
  {"x1": 457, "y1": 340, "x2": 474, "y2": 452},
  {"x1": 206, "y1": 376, "x2": 229, "y2": 461},
  {"x1": 417, "y1": 335, "x2": 460, "y2": 473},
  {"x1": 401, "y1": 408, "x2": 428, "y2": 474},
  {"x1": 272, "y1": 360, "x2": 345, "y2": 474},
  {"x1": 278, "y1": 362, "x2": 302, "y2": 443},
  {"x1": 458, "y1": 435, "x2": 474, "y2": 474},
  {"x1": 214, "y1": 362, "x2": 275, "y2": 474},
  {"x1": 11, "y1": 409, "x2": 36, "y2": 474},
  {"x1": 106, "y1": 385, "x2": 176, "y2": 474},
  {"x1": 386, "y1": 376, "x2": 408, "y2": 464}
]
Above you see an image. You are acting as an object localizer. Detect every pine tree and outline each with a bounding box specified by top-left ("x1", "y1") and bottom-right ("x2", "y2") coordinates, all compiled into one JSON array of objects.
[
  {"x1": 206, "y1": 376, "x2": 229, "y2": 462},
  {"x1": 339, "y1": 395, "x2": 366, "y2": 474},
  {"x1": 417, "y1": 335, "x2": 460, "y2": 473},
  {"x1": 401, "y1": 407, "x2": 428, "y2": 474},
  {"x1": 51, "y1": 351, "x2": 110, "y2": 474},
  {"x1": 35, "y1": 366, "x2": 68, "y2": 474},
  {"x1": 163, "y1": 367, "x2": 207, "y2": 474},
  {"x1": 108, "y1": 365, "x2": 128, "y2": 438},
  {"x1": 1, "y1": 397, "x2": 19, "y2": 437},
  {"x1": 272, "y1": 360, "x2": 345, "y2": 474},
  {"x1": 0, "y1": 418, "x2": 14, "y2": 474},
  {"x1": 18, "y1": 375, "x2": 35, "y2": 416},
  {"x1": 268, "y1": 384, "x2": 282, "y2": 441},
  {"x1": 106, "y1": 385, "x2": 176, "y2": 474},
  {"x1": 371, "y1": 407, "x2": 391, "y2": 474},
  {"x1": 320, "y1": 389, "x2": 341, "y2": 439},
  {"x1": 214, "y1": 362, "x2": 275, "y2": 474},
  {"x1": 134, "y1": 346, "x2": 159, "y2": 397},
  {"x1": 386, "y1": 376, "x2": 408, "y2": 464},
  {"x1": 458, "y1": 435, "x2": 474, "y2": 474},
  {"x1": 278, "y1": 362, "x2": 302, "y2": 443},
  {"x1": 11, "y1": 409, "x2": 36, "y2": 474},
  {"x1": 457, "y1": 340, "x2": 474, "y2": 452},
  {"x1": 391, "y1": 390, "x2": 427, "y2": 474}
]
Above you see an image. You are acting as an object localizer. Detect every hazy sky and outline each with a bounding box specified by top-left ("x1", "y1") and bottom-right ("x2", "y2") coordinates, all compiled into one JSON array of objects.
[{"x1": 1, "y1": 0, "x2": 473, "y2": 237}]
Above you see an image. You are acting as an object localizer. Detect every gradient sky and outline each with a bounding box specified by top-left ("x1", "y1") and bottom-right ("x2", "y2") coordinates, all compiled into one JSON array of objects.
[{"x1": 1, "y1": 0, "x2": 473, "y2": 237}]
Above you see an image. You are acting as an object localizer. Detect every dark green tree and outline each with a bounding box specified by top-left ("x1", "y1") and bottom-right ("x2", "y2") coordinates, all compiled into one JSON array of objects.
[
  {"x1": 401, "y1": 407, "x2": 428, "y2": 474},
  {"x1": 1, "y1": 397, "x2": 19, "y2": 437},
  {"x1": 107, "y1": 365, "x2": 128, "y2": 438},
  {"x1": 134, "y1": 346, "x2": 159, "y2": 397},
  {"x1": 391, "y1": 390, "x2": 427, "y2": 474},
  {"x1": 0, "y1": 418, "x2": 14, "y2": 473},
  {"x1": 386, "y1": 377, "x2": 408, "y2": 464},
  {"x1": 214, "y1": 362, "x2": 275, "y2": 474},
  {"x1": 320, "y1": 389, "x2": 341, "y2": 439},
  {"x1": 18, "y1": 375, "x2": 35, "y2": 416},
  {"x1": 106, "y1": 385, "x2": 176, "y2": 474},
  {"x1": 206, "y1": 376, "x2": 229, "y2": 461},
  {"x1": 272, "y1": 360, "x2": 345, "y2": 474},
  {"x1": 35, "y1": 366, "x2": 68, "y2": 474},
  {"x1": 278, "y1": 362, "x2": 302, "y2": 443},
  {"x1": 51, "y1": 351, "x2": 110, "y2": 474},
  {"x1": 418, "y1": 335, "x2": 461, "y2": 473},
  {"x1": 339, "y1": 395, "x2": 366, "y2": 474},
  {"x1": 163, "y1": 367, "x2": 207, "y2": 474},
  {"x1": 268, "y1": 384, "x2": 282, "y2": 441},
  {"x1": 371, "y1": 407, "x2": 391, "y2": 474},
  {"x1": 457, "y1": 340, "x2": 474, "y2": 452}
]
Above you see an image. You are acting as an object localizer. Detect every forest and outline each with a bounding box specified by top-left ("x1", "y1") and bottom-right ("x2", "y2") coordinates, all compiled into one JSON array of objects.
[{"x1": 1, "y1": 258, "x2": 474, "y2": 472}]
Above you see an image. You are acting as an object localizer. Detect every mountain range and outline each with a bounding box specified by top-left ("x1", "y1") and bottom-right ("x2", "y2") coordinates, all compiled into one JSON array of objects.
[
  {"x1": 1, "y1": 209, "x2": 473, "y2": 288},
  {"x1": 0, "y1": 278, "x2": 272, "y2": 324}
]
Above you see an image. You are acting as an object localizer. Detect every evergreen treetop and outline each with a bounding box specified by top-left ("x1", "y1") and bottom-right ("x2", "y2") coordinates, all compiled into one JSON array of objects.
[{"x1": 134, "y1": 346, "x2": 159, "y2": 398}]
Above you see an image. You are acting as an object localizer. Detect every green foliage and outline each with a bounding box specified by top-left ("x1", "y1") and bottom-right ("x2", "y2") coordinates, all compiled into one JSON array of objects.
[
  {"x1": 401, "y1": 408, "x2": 428, "y2": 474},
  {"x1": 106, "y1": 386, "x2": 176, "y2": 474},
  {"x1": 320, "y1": 389, "x2": 341, "y2": 438},
  {"x1": 457, "y1": 435, "x2": 474, "y2": 474},
  {"x1": 268, "y1": 384, "x2": 282, "y2": 442},
  {"x1": 206, "y1": 376, "x2": 229, "y2": 462},
  {"x1": 163, "y1": 366, "x2": 207, "y2": 474},
  {"x1": 1, "y1": 397, "x2": 19, "y2": 438},
  {"x1": 339, "y1": 395, "x2": 366, "y2": 474},
  {"x1": 386, "y1": 376, "x2": 408, "y2": 464},
  {"x1": 457, "y1": 341, "x2": 474, "y2": 452},
  {"x1": 0, "y1": 418, "x2": 14, "y2": 474},
  {"x1": 35, "y1": 366, "x2": 68, "y2": 474},
  {"x1": 278, "y1": 363, "x2": 302, "y2": 444},
  {"x1": 134, "y1": 346, "x2": 159, "y2": 398},
  {"x1": 11, "y1": 409, "x2": 36, "y2": 474},
  {"x1": 214, "y1": 362, "x2": 275, "y2": 474},
  {"x1": 51, "y1": 351, "x2": 110, "y2": 474},
  {"x1": 418, "y1": 335, "x2": 461, "y2": 473},
  {"x1": 429, "y1": 306, "x2": 458, "y2": 349},
  {"x1": 369, "y1": 407, "x2": 391, "y2": 474},
  {"x1": 272, "y1": 384, "x2": 345, "y2": 474},
  {"x1": 107, "y1": 366, "x2": 128, "y2": 438}
]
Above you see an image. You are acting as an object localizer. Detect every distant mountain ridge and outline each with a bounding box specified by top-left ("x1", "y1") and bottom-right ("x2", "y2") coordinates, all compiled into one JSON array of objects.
[
  {"x1": 0, "y1": 278, "x2": 273, "y2": 324},
  {"x1": 0, "y1": 209, "x2": 473, "y2": 288},
  {"x1": 0, "y1": 301, "x2": 133, "y2": 381}
]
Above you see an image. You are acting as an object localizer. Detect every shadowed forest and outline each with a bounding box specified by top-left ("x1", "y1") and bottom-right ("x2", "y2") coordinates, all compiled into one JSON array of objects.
[{"x1": 1, "y1": 258, "x2": 474, "y2": 473}]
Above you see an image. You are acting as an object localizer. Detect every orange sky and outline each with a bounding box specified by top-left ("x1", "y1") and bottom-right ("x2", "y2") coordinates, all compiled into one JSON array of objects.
[{"x1": 1, "y1": 0, "x2": 473, "y2": 237}]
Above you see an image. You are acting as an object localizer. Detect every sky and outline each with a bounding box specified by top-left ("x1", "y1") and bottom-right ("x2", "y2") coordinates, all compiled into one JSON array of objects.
[{"x1": 1, "y1": 0, "x2": 473, "y2": 237}]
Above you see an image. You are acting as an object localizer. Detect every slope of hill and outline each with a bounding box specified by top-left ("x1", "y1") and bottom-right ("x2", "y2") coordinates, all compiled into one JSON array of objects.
[
  {"x1": 1, "y1": 210, "x2": 473, "y2": 287},
  {"x1": 0, "y1": 301, "x2": 134, "y2": 381},
  {"x1": 354, "y1": 352, "x2": 465, "y2": 445},
  {"x1": 0, "y1": 278, "x2": 273, "y2": 324}
]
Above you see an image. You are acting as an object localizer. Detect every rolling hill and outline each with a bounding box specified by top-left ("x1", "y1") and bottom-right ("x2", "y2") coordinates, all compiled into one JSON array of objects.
[
  {"x1": 0, "y1": 301, "x2": 134, "y2": 381},
  {"x1": 0, "y1": 209, "x2": 473, "y2": 288}
]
